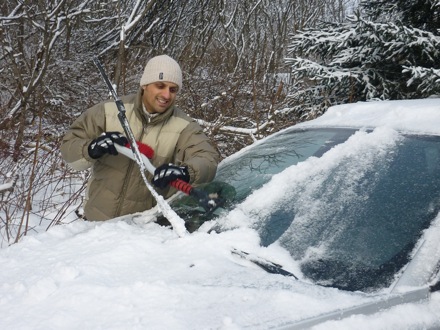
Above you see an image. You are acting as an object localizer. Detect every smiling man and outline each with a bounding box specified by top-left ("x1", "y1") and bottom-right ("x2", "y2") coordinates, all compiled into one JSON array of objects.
[{"x1": 61, "y1": 55, "x2": 219, "y2": 221}]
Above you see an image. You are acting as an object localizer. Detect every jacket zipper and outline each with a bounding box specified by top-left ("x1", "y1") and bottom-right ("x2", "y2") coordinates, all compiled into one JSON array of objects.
[
  {"x1": 114, "y1": 126, "x2": 147, "y2": 218},
  {"x1": 115, "y1": 160, "x2": 135, "y2": 217}
]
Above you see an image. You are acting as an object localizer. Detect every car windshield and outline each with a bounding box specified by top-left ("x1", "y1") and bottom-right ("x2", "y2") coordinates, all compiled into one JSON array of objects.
[
  {"x1": 216, "y1": 128, "x2": 352, "y2": 203},
  {"x1": 172, "y1": 127, "x2": 440, "y2": 292}
]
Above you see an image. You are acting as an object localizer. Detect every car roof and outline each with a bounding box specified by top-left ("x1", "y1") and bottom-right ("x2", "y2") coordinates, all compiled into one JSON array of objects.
[{"x1": 297, "y1": 98, "x2": 440, "y2": 136}]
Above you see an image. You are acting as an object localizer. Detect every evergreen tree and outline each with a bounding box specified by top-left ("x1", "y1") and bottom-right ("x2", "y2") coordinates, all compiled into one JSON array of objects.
[
  {"x1": 363, "y1": 0, "x2": 440, "y2": 33},
  {"x1": 286, "y1": 0, "x2": 440, "y2": 120}
]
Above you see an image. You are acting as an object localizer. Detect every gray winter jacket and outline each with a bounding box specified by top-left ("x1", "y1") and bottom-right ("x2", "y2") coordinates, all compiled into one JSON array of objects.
[{"x1": 60, "y1": 88, "x2": 219, "y2": 221}]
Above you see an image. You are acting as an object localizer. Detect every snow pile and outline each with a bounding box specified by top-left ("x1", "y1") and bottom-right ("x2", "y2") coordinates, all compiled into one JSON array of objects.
[{"x1": 1, "y1": 218, "x2": 439, "y2": 329}]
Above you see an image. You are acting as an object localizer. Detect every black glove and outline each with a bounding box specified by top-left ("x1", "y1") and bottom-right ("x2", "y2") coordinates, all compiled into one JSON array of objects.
[
  {"x1": 152, "y1": 164, "x2": 190, "y2": 189},
  {"x1": 88, "y1": 132, "x2": 128, "y2": 159}
]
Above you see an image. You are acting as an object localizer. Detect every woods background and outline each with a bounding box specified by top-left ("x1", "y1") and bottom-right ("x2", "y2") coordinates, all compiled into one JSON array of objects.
[{"x1": 1, "y1": 0, "x2": 439, "y2": 244}]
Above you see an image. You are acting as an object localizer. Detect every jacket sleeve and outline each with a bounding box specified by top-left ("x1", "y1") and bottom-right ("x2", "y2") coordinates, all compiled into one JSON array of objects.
[
  {"x1": 175, "y1": 121, "x2": 220, "y2": 185},
  {"x1": 60, "y1": 103, "x2": 107, "y2": 171}
]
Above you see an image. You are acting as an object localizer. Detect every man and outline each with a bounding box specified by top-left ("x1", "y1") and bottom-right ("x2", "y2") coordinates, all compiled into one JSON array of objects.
[{"x1": 61, "y1": 55, "x2": 219, "y2": 221}]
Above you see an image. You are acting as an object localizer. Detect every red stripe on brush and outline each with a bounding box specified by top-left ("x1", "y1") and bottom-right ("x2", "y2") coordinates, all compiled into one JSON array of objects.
[
  {"x1": 170, "y1": 179, "x2": 193, "y2": 195},
  {"x1": 125, "y1": 141, "x2": 154, "y2": 159}
]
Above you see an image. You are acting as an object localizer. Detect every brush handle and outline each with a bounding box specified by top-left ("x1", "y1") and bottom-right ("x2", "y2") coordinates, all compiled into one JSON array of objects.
[
  {"x1": 116, "y1": 144, "x2": 195, "y2": 195},
  {"x1": 170, "y1": 179, "x2": 193, "y2": 195},
  {"x1": 116, "y1": 144, "x2": 218, "y2": 212},
  {"x1": 115, "y1": 144, "x2": 156, "y2": 174}
]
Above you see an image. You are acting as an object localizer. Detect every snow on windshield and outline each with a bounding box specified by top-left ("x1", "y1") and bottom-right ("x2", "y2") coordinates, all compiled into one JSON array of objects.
[
  {"x1": 218, "y1": 127, "x2": 401, "y2": 253},
  {"x1": 217, "y1": 123, "x2": 440, "y2": 293}
]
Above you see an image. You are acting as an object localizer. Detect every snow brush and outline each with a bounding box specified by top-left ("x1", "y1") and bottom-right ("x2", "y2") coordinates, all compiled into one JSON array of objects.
[
  {"x1": 93, "y1": 57, "x2": 187, "y2": 237},
  {"x1": 115, "y1": 141, "x2": 224, "y2": 213}
]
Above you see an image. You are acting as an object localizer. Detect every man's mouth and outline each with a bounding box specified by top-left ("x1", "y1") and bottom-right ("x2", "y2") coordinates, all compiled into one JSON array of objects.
[{"x1": 157, "y1": 98, "x2": 169, "y2": 106}]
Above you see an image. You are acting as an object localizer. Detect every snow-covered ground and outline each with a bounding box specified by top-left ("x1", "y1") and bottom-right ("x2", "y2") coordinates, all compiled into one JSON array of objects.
[
  {"x1": 1, "y1": 98, "x2": 440, "y2": 329},
  {"x1": 2, "y1": 217, "x2": 439, "y2": 330}
]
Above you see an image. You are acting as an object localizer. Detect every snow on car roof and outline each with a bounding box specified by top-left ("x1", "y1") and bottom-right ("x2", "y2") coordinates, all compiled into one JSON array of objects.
[
  {"x1": 223, "y1": 98, "x2": 440, "y2": 166},
  {"x1": 298, "y1": 98, "x2": 440, "y2": 135}
]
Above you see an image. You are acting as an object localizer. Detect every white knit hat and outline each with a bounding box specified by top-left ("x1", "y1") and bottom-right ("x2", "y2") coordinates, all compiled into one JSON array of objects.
[{"x1": 139, "y1": 55, "x2": 182, "y2": 90}]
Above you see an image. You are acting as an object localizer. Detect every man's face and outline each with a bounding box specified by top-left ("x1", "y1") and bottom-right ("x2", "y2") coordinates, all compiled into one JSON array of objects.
[{"x1": 142, "y1": 81, "x2": 179, "y2": 114}]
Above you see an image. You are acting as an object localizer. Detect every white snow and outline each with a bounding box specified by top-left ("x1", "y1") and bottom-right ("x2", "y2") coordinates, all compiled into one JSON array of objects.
[
  {"x1": 0, "y1": 181, "x2": 13, "y2": 192},
  {"x1": 1, "y1": 98, "x2": 440, "y2": 329},
  {"x1": 298, "y1": 97, "x2": 440, "y2": 135}
]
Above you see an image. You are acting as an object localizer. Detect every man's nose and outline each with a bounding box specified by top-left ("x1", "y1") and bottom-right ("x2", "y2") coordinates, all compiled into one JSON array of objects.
[{"x1": 161, "y1": 88, "x2": 171, "y2": 99}]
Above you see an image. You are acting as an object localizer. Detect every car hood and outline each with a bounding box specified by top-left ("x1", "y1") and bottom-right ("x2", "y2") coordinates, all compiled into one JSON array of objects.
[
  {"x1": 121, "y1": 210, "x2": 438, "y2": 329},
  {"x1": 4, "y1": 212, "x2": 433, "y2": 330}
]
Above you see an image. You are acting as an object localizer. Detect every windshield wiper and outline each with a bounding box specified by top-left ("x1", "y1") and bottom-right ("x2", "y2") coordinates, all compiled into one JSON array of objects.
[{"x1": 231, "y1": 248, "x2": 298, "y2": 279}]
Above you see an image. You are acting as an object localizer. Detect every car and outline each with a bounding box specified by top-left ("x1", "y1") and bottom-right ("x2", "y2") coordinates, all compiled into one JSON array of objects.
[
  {"x1": 2, "y1": 99, "x2": 439, "y2": 329},
  {"x1": 167, "y1": 98, "x2": 440, "y2": 328}
]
